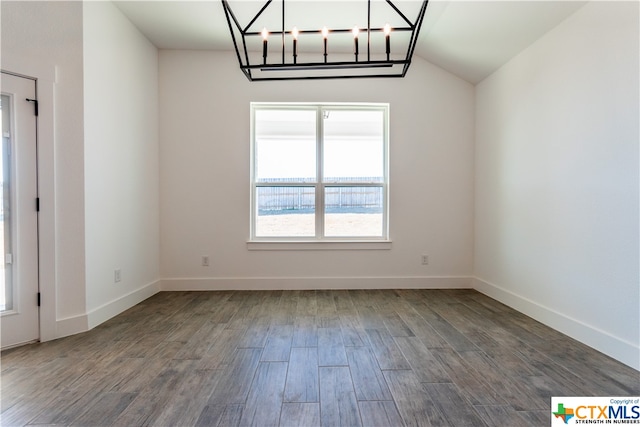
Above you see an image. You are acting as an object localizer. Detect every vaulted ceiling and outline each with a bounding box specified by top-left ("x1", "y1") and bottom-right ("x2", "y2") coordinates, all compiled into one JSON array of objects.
[{"x1": 114, "y1": 1, "x2": 587, "y2": 84}]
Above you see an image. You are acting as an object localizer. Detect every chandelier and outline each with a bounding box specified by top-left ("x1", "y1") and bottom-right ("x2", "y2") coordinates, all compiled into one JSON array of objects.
[{"x1": 221, "y1": 0, "x2": 429, "y2": 81}]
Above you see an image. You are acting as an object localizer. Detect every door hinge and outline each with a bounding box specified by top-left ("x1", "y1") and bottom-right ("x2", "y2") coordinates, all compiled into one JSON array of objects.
[
  {"x1": 36, "y1": 197, "x2": 40, "y2": 211},
  {"x1": 26, "y1": 98, "x2": 39, "y2": 116},
  {"x1": 37, "y1": 292, "x2": 41, "y2": 307}
]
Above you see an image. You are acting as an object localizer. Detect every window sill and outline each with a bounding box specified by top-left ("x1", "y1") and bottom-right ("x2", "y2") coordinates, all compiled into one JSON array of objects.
[{"x1": 247, "y1": 240, "x2": 392, "y2": 251}]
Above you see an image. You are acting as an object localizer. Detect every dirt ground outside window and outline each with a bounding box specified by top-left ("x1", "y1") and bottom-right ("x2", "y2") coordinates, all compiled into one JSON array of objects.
[{"x1": 256, "y1": 213, "x2": 383, "y2": 237}]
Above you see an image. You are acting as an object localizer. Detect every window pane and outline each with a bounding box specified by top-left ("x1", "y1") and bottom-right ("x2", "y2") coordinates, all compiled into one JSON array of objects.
[
  {"x1": 324, "y1": 186, "x2": 384, "y2": 237},
  {"x1": 0, "y1": 95, "x2": 12, "y2": 311},
  {"x1": 255, "y1": 109, "x2": 316, "y2": 183},
  {"x1": 256, "y1": 186, "x2": 315, "y2": 237},
  {"x1": 323, "y1": 109, "x2": 384, "y2": 182}
]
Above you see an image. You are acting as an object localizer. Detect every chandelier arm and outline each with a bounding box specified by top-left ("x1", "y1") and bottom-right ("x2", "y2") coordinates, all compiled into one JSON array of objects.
[
  {"x1": 281, "y1": 0, "x2": 285, "y2": 64},
  {"x1": 385, "y1": 0, "x2": 414, "y2": 28},
  {"x1": 401, "y1": 0, "x2": 429, "y2": 77},
  {"x1": 242, "y1": 73, "x2": 407, "y2": 82},
  {"x1": 367, "y1": 0, "x2": 371, "y2": 62},
  {"x1": 222, "y1": 1, "x2": 250, "y2": 77},
  {"x1": 245, "y1": 60, "x2": 407, "y2": 71},
  {"x1": 221, "y1": 1, "x2": 242, "y2": 30},
  {"x1": 243, "y1": 0, "x2": 273, "y2": 34},
  {"x1": 246, "y1": 28, "x2": 411, "y2": 36}
]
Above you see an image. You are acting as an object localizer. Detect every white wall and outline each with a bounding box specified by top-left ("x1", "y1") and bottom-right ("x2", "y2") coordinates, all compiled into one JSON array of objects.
[
  {"x1": 1, "y1": 1, "x2": 87, "y2": 332},
  {"x1": 474, "y1": 1, "x2": 639, "y2": 369},
  {"x1": 83, "y1": 1, "x2": 160, "y2": 326},
  {"x1": 159, "y1": 50, "x2": 475, "y2": 290}
]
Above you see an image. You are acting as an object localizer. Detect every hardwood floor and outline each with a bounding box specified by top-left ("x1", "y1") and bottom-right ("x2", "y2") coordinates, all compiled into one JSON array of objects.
[{"x1": 2, "y1": 289, "x2": 639, "y2": 426}]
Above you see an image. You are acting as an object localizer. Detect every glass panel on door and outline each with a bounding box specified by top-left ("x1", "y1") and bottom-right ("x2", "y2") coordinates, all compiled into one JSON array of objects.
[{"x1": 0, "y1": 94, "x2": 13, "y2": 312}]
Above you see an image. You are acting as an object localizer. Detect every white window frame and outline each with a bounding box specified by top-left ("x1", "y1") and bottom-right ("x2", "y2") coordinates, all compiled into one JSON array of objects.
[{"x1": 249, "y1": 102, "x2": 390, "y2": 248}]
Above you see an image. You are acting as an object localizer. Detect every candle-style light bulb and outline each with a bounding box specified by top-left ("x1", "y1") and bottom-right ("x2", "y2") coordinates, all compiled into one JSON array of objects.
[
  {"x1": 262, "y1": 27, "x2": 268, "y2": 64},
  {"x1": 322, "y1": 26, "x2": 328, "y2": 63},
  {"x1": 352, "y1": 26, "x2": 359, "y2": 60},
  {"x1": 292, "y1": 26, "x2": 299, "y2": 64},
  {"x1": 383, "y1": 23, "x2": 391, "y2": 60}
]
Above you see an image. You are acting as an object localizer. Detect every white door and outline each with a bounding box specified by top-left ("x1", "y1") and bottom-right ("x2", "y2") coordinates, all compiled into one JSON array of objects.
[{"x1": 0, "y1": 72, "x2": 39, "y2": 349}]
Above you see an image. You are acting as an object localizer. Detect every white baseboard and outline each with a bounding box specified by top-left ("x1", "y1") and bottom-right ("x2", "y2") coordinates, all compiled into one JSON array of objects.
[
  {"x1": 161, "y1": 276, "x2": 473, "y2": 291},
  {"x1": 54, "y1": 313, "x2": 89, "y2": 340},
  {"x1": 473, "y1": 277, "x2": 640, "y2": 371},
  {"x1": 87, "y1": 280, "x2": 161, "y2": 329},
  {"x1": 52, "y1": 280, "x2": 161, "y2": 340}
]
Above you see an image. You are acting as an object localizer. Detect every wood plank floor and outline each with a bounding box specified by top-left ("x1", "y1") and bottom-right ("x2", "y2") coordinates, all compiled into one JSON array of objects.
[{"x1": 2, "y1": 289, "x2": 639, "y2": 426}]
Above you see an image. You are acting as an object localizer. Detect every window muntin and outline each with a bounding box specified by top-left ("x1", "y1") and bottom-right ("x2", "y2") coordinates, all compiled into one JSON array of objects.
[{"x1": 251, "y1": 103, "x2": 388, "y2": 240}]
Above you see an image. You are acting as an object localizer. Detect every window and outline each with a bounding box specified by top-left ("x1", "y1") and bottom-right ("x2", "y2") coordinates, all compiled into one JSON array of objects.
[{"x1": 251, "y1": 103, "x2": 389, "y2": 242}]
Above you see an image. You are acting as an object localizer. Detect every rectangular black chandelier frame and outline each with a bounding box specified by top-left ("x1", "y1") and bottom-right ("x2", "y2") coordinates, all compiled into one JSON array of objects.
[{"x1": 221, "y1": 0, "x2": 429, "y2": 81}]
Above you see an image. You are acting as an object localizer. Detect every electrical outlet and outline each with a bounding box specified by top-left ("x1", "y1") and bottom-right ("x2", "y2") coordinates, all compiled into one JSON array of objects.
[
  {"x1": 202, "y1": 256, "x2": 210, "y2": 267},
  {"x1": 421, "y1": 255, "x2": 429, "y2": 265},
  {"x1": 114, "y1": 268, "x2": 122, "y2": 283}
]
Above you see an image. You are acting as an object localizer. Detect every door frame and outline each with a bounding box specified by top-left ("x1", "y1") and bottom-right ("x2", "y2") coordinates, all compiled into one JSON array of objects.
[{"x1": 1, "y1": 61, "x2": 56, "y2": 342}]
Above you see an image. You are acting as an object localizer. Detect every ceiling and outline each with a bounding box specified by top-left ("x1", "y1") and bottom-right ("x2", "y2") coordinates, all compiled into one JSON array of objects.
[{"x1": 114, "y1": 0, "x2": 587, "y2": 84}]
